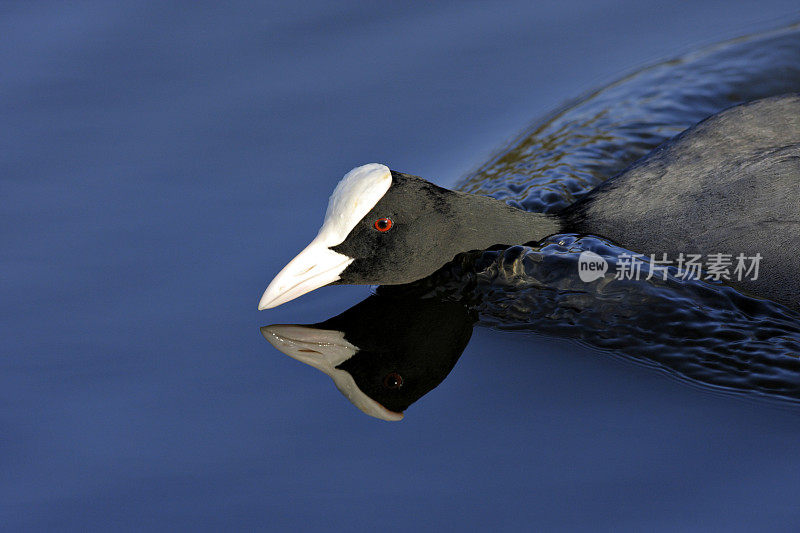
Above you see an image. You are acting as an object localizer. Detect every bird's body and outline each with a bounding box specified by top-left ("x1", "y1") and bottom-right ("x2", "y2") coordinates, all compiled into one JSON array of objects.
[
  {"x1": 563, "y1": 95, "x2": 800, "y2": 308},
  {"x1": 260, "y1": 94, "x2": 800, "y2": 311}
]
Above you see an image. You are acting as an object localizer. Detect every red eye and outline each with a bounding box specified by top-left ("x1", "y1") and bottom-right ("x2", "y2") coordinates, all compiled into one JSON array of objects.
[
  {"x1": 383, "y1": 372, "x2": 403, "y2": 389},
  {"x1": 373, "y1": 217, "x2": 393, "y2": 232}
]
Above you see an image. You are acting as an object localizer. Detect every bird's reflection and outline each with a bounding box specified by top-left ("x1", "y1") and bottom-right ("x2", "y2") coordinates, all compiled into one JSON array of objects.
[
  {"x1": 263, "y1": 234, "x2": 800, "y2": 420},
  {"x1": 262, "y1": 294, "x2": 475, "y2": 420}
]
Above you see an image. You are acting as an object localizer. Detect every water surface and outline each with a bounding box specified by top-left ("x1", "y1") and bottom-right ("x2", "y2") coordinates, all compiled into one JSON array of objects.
[{"x1": 3, "y1": 2, "x2": 800, "y2": 531}]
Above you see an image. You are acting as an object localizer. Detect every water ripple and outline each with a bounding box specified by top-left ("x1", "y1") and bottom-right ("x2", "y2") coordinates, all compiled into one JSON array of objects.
[
  {"x1": 456, "y1": 23, "x2": 800, "y2": 213},
  {"x1": 392, "y1": 24, "x2": 800, "y2": 402},
  {"x1": 380, "y1": 235, "x2": 800, "y2": 401}
]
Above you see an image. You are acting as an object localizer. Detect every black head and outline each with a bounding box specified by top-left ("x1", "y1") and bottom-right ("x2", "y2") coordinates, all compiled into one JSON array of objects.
[
  {"x1": 331, "y1": 171, "x2": 467, "y2": 285},
  {"x1": 259, "y1": 163, "x2": 557, "y2": 309}
]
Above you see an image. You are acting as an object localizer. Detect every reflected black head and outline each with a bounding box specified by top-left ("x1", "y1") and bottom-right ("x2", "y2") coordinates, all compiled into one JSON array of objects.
[{"x1": 317, "y1": 293, "x2": 475, "y2": 413}]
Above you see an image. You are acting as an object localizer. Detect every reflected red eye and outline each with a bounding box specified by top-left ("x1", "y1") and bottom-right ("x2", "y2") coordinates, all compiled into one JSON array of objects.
[
  {"x1": 383, "y1": 372, "x2": 403, "y2": 389},
  {"x1": 373, "y1": 217, "x2": 393, "y2": 232}
]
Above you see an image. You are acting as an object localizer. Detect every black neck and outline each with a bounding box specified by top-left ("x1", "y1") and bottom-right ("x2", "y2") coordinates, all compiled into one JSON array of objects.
[{"x1": 448, "y1": 190, "x2": 563, "y2": 249}]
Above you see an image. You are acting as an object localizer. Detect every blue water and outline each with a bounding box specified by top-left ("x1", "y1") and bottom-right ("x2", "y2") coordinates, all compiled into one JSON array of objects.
[{"x1": 3, "y1": 2, "x2": 800, "y2": 531}]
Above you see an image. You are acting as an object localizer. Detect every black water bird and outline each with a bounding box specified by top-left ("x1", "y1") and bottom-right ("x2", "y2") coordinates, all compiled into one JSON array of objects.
[{"x1": 259, "y1": 95, "x2": 800, "y2": 310}]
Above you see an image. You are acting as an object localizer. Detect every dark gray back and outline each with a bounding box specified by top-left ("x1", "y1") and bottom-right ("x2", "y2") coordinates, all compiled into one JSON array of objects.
[{"x1": 566, "y1": 95, "x2": 800, "y2": 308}]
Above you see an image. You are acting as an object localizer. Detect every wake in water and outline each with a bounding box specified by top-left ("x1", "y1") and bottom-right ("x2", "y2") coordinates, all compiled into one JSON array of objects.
[
  {"x1": 440, "y1": 24, "x2": 800, "y2": 402},
  {"x1": 390, "y1": 23, "x2": 800, "y2": 404},
  {"x1": 380, "y1": 234, "x2": 800, "y2": 403},
  {"x1": 457, "y1": 23, "x2": 800, "y2": 212}
]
